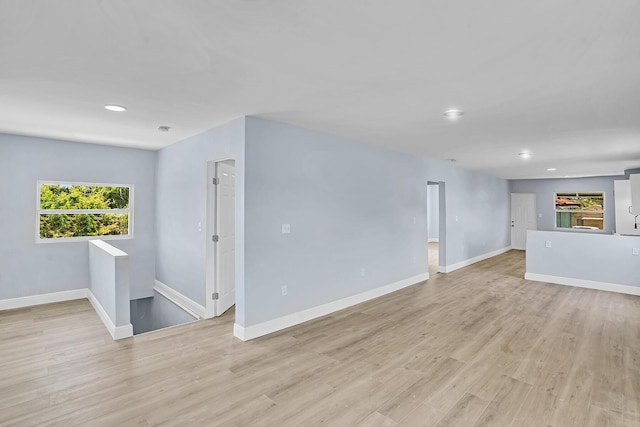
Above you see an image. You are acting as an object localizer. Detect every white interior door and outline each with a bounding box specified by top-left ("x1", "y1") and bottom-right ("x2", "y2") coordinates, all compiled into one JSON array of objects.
[
  {"x1": 511, "y1": 193, "x2": 537, "y2": 250},
  {"x1": 215, "y1": 162, "x2": 236, "y2": 315},
  {"x1": 614, "y1": 180, "x2": 640, "y2": 235}
]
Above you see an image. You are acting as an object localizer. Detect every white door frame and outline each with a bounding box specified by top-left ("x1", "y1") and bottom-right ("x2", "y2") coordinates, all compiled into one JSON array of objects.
[{"x1": 205, "y1": 157, "x2": 236, "y2": 319}]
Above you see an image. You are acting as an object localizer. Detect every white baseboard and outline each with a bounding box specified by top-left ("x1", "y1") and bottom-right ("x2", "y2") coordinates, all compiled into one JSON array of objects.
[
  {"x1": 441, "y1": 246, "x2": 512, "y2": 273},
  {"x1": 525, "y1": 273, "x2": 640, "y2": 297},
  {"x1": 87, "y1": 290, "x2": 133, "y2": 340},
  {"x1": 428, "y1": 238, "x2": 439, "y2": 243},
  {"x1": 154, "y1": 280, "x2": 205, "y2": 319},
  {"x1": 233, "y1": 272, "x2": 429, "y2": 341},
  {"x1": 0, "y1": 288, "x2": 88, "y2": 311}
]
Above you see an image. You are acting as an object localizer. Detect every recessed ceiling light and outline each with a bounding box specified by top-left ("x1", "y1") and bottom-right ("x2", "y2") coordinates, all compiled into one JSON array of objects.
[
  {"x1": 443, "y1": 109, "x2": 464, "y2": 119},
  {"x1": 158, "y1": 126, "x2": 171, "y2": 132},
  {"x1": 104, "y1": 104, "x2": 126, "y2": 112},
  {"x1": 518, "y1": 152, "x2": 531, "y2": 159},
  {"x1": 546, "y1": 167, "x2": 557, "y2": 171}
]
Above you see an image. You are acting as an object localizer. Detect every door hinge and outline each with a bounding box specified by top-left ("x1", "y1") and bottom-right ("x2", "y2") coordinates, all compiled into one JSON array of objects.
[
  {"x1": 212, "y1": 177, "x2": 219, "y2": 185},
  {"x1": 212, "y1": 292, "x2": 219, "y2": 300},
  {"x1": 212, "y1": 235, "x2": 219, "y2": 242}
]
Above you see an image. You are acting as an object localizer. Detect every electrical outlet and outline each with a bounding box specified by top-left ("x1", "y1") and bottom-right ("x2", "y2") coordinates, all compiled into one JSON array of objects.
[
  {"x1": 281, "y1": 285, "x2": 287, "y2": 296},
  {"x1": 282, "y1": 224, "x2": 291, "y2": 234},
  {"x1": 633, "y1": 248, "x2": 639, "y2": 256},
  {"x1": 545, "y1": 241, "x2": 552, "y2": 248},
  {"x1": 360, "y1": 268, "x2": 366, "y2": 277},
  {"x1": 538, "y1": 213, "x2": 542, "y2": 218}
]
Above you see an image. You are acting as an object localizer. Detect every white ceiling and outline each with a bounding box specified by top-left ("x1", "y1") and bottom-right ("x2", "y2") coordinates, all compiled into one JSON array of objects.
[{"x1": 1, "y1": 1, "x2": 639, "y2": 179}]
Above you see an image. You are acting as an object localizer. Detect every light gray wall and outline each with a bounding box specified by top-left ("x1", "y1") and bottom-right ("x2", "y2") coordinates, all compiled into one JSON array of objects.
[
  {"x1": 243, "y1": 117, "x2": 510, "y2": 326},
  {"x1": 424, "y1": 160, "x2": 510, "y2": 266},
  {"x1": 244, "y1": 117, "x2": 428, "y2": 326},
  {"x1": 155, "y1": 117, "x2": 245, "y2": 314},
  {"x1": 526, "y1": 230, "x2": 640, "y2": 287},
  {"x1": 3, "y1": 116, "x2": 510, "y2": 331},
  {"x1": 88, "y1": 240, "x2": 130, "y2": 327},
  {"x1": 88, "y1": 241, "x2": 118, "y2": 323},
  {"x1": 509, "y1": 176, "x2": 621, "y2": 234},
  {"x1": 0, "y1": 134, "x2": 157, "y2": 300}
]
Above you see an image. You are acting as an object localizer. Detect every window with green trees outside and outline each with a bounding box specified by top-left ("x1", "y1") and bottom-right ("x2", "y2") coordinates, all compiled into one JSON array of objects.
[
  {"x1": 37, "y1": 182, "x2": 133, "y2": 241},
  {"x1": 554, "y1": 192, "x2": 604, "y2": 230}
]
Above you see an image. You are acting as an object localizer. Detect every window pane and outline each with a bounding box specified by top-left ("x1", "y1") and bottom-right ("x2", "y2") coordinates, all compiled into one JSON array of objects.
[
  {"x1": 555, "y1": 211, "x2": 604, "y2": 230},
  {"x1": 555, "y1": 193, "x2": 603, "y2": 211},
  {"x1": 39, "y1": 214, "x2": 129, "y2": 238},
  {"x1": 40, "y1": 184, "x2": 129, "y2": 210}
]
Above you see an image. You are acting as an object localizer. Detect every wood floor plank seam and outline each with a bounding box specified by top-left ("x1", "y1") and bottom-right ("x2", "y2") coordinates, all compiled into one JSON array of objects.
[{"x1": 1, "y1": 250, "x2": 639, "y2": 426}]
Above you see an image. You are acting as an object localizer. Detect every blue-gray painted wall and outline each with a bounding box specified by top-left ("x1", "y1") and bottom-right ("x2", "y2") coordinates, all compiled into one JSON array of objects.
[
  {"x1": 509, "y1": 176, "x2": 621, "y2": 234},
  {"x1": 242, "y1": 117, "x2": 510, "y2": 326},
  {"x1": 421, "y1": 156, "x2": 510, "y2": 268},
  {"x1": 0, "y1": 134, "x2": 157, "y2": 300},
  {"x1": 526, "y1": 230, "x2": 640, "y2": 288},
  {"x1": 2, "y1": 117, "x2": 511, "y2": 331},
  {"x1": 155, "y1": 117, "x2": 246, "y2": 320}
]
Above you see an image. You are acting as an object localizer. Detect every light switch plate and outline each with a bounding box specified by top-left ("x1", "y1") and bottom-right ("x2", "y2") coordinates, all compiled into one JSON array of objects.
[
  {"x1": 633, "y1": 248, "x2": 639, "y2": 256},
  {"x1": 545, "y1": 241, "x2": 552, "y2": 248},
  {"x1": 282, "y1": 224, "x2": 291, "y2": 234}
]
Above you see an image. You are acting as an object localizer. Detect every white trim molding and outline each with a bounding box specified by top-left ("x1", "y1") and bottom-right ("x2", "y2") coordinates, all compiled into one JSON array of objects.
[
  {"x1": 524, "y1": 273, "x2": 640, "y2": 297},
  {"x1": 0, "y1": 288, "x2": 88, "y2": 311},
  {"x1": 87, "y1": 290, "x2": 133, "y2": 340},
  {"x1": 154, "y1": 280, "x2": 205, "y2": 319},
  {"x1": 233, "y1": 272, "x2": 429, "y2": 341},
  {"x1": 441, "y1": 246, "x2": 512, "y2": 273}
]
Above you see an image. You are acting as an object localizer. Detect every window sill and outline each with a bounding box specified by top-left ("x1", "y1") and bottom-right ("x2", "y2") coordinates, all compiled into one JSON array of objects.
[{"x1": 36, "y1": 235, "x2": 133, "y2": 244}]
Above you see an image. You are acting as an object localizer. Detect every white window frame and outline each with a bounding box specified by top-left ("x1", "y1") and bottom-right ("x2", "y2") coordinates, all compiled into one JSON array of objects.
[
  {"x1": 554, "y1": 191, "x2": 605, "y2": 233},
  {"x1": 36, "y1": 180, "x2": 134, "y2": 243}
]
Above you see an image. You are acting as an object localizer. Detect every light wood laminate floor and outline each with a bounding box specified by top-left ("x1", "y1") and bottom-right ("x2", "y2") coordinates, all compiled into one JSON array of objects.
[
  {"x1": 428, "y1": 242, "x2": 439, "y2": 276},
  {"x1": 1, "y1": 250, "x2": 639, "y2": 426}
]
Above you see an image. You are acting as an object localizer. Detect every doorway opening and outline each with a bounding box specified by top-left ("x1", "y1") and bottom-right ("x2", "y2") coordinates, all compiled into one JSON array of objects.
[
  {"x1": 427, "y1": 181, "x2": 446, "y2": 274},
  {"x1": 206, "y1": 159, "x2": 237, "y2": 319}
]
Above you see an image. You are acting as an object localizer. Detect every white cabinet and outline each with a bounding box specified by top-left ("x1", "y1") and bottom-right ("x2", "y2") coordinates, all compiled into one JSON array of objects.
[
  {"x1": 615, "y1": 180, "x2": 640, "y2": 235},
  {"x1": 631, "y1": 174, "x2": 640, "y2": 215}
]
